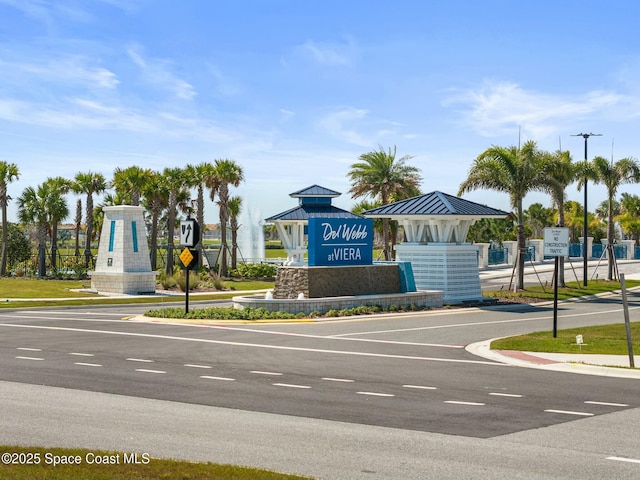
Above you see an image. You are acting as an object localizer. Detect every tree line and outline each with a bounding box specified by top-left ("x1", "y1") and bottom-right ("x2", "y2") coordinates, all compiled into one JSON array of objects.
[{"x1": 0, "y1": 160, "x2": 244, "y2": 278}]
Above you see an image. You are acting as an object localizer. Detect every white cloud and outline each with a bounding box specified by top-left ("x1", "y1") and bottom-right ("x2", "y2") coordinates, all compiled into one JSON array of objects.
[
  {"x1": 126, "y1": 45, "x2": 197, "y2": 100},
  {"x1": 317, "y1": 107, "x2": 371, "y2": 146},
  {"x1": 444, "y1": 81, "x2": 628, "y2": 138},
  {"x1": 294, "y1": 38, "x2": 356, "y2": 67}
]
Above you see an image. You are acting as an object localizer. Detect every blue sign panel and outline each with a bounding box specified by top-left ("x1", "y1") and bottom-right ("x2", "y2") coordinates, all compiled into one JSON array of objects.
[{"x1": 308, "y1": 218, "x2": 374, "y2": 266}]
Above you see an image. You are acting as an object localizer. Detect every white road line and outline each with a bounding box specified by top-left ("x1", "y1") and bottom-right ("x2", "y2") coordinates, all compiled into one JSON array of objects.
[
  {"x1": 585, "y1": 401, "x2": 629, "y2": 407},
  {"x1": 200, "y1": 375, "x2": 235, "y2": 381},
  {"x1": 184, "y1": 364, "x2": 212, "y2": 369},
  {"x1": 356, "y1": 391, "x2": 395, "y2": 397},
  {"x1": 0, "y1": 323, "x2": 504, "y2": 367},
  {"x1": 544, "y1": 409, "x2": 594, "y2": 416},
  {"x1": 126, "y1": 358, "x2": 154, "y2": 363},
  {"x1": 445, "y1": 400, "x2": 486, "y2": 406},
  {"x1": 607, "y1": 456, "x2": 640, "y2": 464},
  {"x1": 250, "y1": 370, "x2": 283, "y2": 376},
  {"x1": 322, "y1": 377, "x2": 355, "y2": 383},
  {"x1": 15, "y1": 356, "x2": 44, "y2": 361},
  {"x1": 403, "y1": 385, "x2": 438, "y2": 390},
  {"x1": 74, "y1": 362, "x2": 102, "y2": 367},
  {"x1": 70, "y1": 352, "x2": 94, "y2": 357},
  {"x1": 135, "y1": 369, "x2": 166, "y2": 374},
  {"x1": 489, "y1": 392, "x2": 523, "y2": 398},
  {"x1": 16, "y1": 347, "x2": 41, "y2": 351},
  {"x1": 273, "y1": 383, "x2": 312, "y2": 389}
]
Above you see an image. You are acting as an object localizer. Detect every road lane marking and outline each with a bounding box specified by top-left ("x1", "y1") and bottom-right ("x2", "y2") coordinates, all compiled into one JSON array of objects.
[
  {"x1": 403, "y1": 385, "x2": 438, "y2": 390},
  {"x1": 16, "y1": 347, "x2": 41, "y2": 351},
  {"x1": 445, "y1": 400, "x2": 485, "y2": 406},
  {"x1": 0, "y1": 324, "x2": 504, "y2": 367},
  {"x1": 135, "y1": 369, "x2": 166, "y2": 374},
  {"x1": 607, "y1": 456, "x2": 640, "y2": 464},
  {"x1": 544, "y1": 409, "x2": 594, "y2": 416},
  {"x1": 322, "y1": 377, "x2": 355, "y2": 383},
  {"x1": 489, "y1": 392, "x2": 523, "y2": 398},
  {"x1": 357, "y1": 391, "x2": 395, "y2": 397},
  {"x1": 200, "y1": 375, "x2": 235, "y2": 381},
  {"x1": 250, "y1": 371, "x2": 283, "y2": 376},
  {"x1": 74, "y1": 362, "x2": 102, "y2": 367},
  {"x1": 585, "y1": 401, "x2": 629, "y2": 407},
  {"x1": 273, "y1": 383, "x2": 311, "y2": 389},
  {"x1": 126, "y1": 358, "x2": 154, "y2": 363},
  {"x1": 15, "y1": 356, "x2": 44, "y2": 361},
  {"x1": 70, "y1": 352, "x2": 95, "y2": 357},
  {"x1": 184, "y1": 364, "x2": 212, "y2": 369}
]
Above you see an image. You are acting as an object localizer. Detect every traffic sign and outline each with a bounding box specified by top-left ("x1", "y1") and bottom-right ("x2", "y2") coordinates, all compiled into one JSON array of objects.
[
  {"x1": 179, "y1": 247, "x2": 194, "y2": 268},
  {"x1": 180, "y1": 219, "x2": 200, "y2": 247},
  {"x1": 543, "y1": 227, "x2": 569, "y2": 257}
]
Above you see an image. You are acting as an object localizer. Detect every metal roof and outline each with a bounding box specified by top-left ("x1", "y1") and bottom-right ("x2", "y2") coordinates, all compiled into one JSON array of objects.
[
  {"x1": 363, "y1": 191, "x2": 509, "y2": 217},
  {"x1": 265, "y1": 205, "x2": 361, "y2": 222},
  {"x1": 289, "y1": 185, "x2": 341, "y2": 198}
]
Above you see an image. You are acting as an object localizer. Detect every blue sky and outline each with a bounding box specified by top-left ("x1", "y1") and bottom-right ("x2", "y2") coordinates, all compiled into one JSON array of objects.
[{"x1": 2, "y1": 0, "x2": 640, "y2": 225}]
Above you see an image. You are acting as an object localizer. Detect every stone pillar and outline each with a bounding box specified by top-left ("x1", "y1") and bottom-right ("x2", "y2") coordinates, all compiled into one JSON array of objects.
[
  {"x1": 579, "y1": 237, "x2": 594, "y2": 259},
  {"x1": 476, "y1": 243, "x2": 490, "y2": 268},
  {"x1": 622, "y1": 240, "x2": 635, "y2": 260},
  {"x1": 89, "y1": 205, "x2": 157, "y2": 294},
  {"x1": 528, "y1": 239, "x2": 544, "y2": 262},
  {"x1": 502, "y1": 241, "x2": 518, "y2": 265}
]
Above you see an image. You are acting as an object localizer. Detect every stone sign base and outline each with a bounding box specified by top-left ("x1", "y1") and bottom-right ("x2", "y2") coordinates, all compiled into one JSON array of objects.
[
  {"x1": 273, "y1": 264, "x2": 402, "y2": 299},
  {"x1": 90, "y1": 271, "x2": 157, "y2": 295}
]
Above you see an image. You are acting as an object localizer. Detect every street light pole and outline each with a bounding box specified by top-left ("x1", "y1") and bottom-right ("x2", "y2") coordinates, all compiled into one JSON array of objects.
[{"x1": 572, "y1": 132, "x2": 601, "y2": 286}]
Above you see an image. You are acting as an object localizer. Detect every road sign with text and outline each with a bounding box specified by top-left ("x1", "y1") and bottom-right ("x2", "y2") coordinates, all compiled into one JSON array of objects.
[{"x1": 543, "y1": 227, "x2": 569, "y2": 257}]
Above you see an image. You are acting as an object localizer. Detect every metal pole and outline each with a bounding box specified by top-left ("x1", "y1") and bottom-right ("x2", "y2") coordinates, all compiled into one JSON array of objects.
[
  {"x1": 185, "y1": 267, "x2": 190, "y2": 314},
  {"x1": 620, "y1": 274, "x2": 635, "y2": 368},
  {"x1": 553, "y1": 256, "x2": 559, "y2": 338}
]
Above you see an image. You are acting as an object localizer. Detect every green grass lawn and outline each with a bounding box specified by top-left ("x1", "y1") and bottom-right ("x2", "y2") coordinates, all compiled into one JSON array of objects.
[
  {"x1": 0, "y1": 278, "x2": 93, "y2": 298},
  {"x1": 484, "y1": 279, "x2": 640, "y2": 302},
  {"x1": 491, "y1": 322, "x2": 639, "y2": 356},
  {"x1": 0, "y1": 446, "x2": 313, "y2": 480}
]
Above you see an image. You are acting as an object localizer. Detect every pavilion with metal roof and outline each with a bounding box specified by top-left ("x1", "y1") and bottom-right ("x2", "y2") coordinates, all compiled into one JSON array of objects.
[
  {"x1": 364, "y1": 191, "x2": 509, "y2": 304},
  {"x1": 265, "y1": 185, "x2": 361, "y2": 265}
]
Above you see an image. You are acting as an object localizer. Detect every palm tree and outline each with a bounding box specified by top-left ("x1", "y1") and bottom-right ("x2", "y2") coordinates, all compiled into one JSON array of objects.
[
  {"x1": 73, "y1": 199, "x2": 82, "y2": 256},
  {"x1": 348, "y1": 145, "x2": 422, "y2": 260},
  {"x1": 162, "y1": 167, "x2": 188, "y2": 274},
  {"x1": 185, "y1": 162, "x2": 215, "y2": 268},
  {"x1": 228, "y1": 195, "x2": 242, "y2": 269},
  {"x1": 17, "y1": 183, "x2": 50, "y2": 278},
  {"x1": 539, "y1": 149, "x2": 579, "y2": 287},
  {"x1": 141, "y1": 171, "x2": 169, "y2": 270},
  {"x1": 112, "y1": 166, "x2": 152, "y2": 206},
  {"x1": 73, "y1": 171, "x2": 108, "y2": 267},
  {"x1": 458, "y1": 140, "x2": 545, "y2": 290},
  {"x1": 584, "y1": 156, "x2": 640, "y2": 280},
  {"x1": 0, "y1": 161, "x2": 20, "y2": 276},
  {"x1": 205, "y1": 159, "x2": 244, "y2": 277},
  {"x1": 45, "y1": 177, "x2": 71, "y2": 272},
  {"x1": 617, "y1": 193, "x2": 640, "y2": 245}
]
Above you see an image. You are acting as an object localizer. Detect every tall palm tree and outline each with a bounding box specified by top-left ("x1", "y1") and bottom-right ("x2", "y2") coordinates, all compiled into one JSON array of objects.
[
  {"x1": 185, "y1": 162, "x2": 215, "y2": 268},
  {"x1": 162, "y1": 167, "x2": 188, "y2": 274},
  {"x1": 45, "y1": 177, "x2": 71, "y2": 272},
  {"x1": 585, "y1": 156, "x2": 640, "y2": 280},
  {"x1": 617, "y1": 193, "x2": 640, "y2": 245},
  {"x1": 141, "y1": 171, "x2": 169, "y2": 271},
  {"x1": 348, "y1": 145, "x2": 422, "y2": 260},
  {"x1": 112, "y1": 165, "x2": 152, "y2": 206},
  {"x1": 17, "y1": 183, "x2": 50, "y2": 278},
  {"x1": 73, "y1": 171, "x2": 108, "y2": 267},
  {"x1": 228, "y1": 195, "x2": 242, "y2": 269},
  {"x1": 205, "y1": 159, "x2": 244, "y2": 277},
  {"x1": 539, "y1": 149, "x2": 579, "y2": 287},
  {"x1": 458, "y1": 140, "x2": 545, "y2": 290},
  {"x1": 73, "y1": 198, "x2": 82, "y2": 256},
  {"x1": 0, "y1": 161, "x2": 20, "y2": 276}
]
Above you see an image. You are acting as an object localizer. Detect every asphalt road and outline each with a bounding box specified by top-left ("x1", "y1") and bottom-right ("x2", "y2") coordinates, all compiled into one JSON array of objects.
[{"x1": 1, "y1": 291, "x2": 640, "y2": 479}]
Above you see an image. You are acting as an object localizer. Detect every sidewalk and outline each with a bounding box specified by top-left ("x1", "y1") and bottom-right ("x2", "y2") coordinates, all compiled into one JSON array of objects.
[{"x1": 467, "y1": 339, "x2": 640, "y2": 379}]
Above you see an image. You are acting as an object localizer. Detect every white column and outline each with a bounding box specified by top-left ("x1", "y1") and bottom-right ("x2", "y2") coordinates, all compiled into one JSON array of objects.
[
  {"x1": 622, "y1": 240, "x2": 635, "y2": 260},
  {"x1": 502, "y1": 241, "x2": 518, "y2": 265},
  {"x1": 476, "y1": 243, "x2": 490, "y2": 268}
]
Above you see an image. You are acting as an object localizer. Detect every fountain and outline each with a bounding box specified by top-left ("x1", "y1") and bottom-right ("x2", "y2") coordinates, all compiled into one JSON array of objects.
[{"x1": 237, "y1": 206, "x2": 265, "y2": 262}]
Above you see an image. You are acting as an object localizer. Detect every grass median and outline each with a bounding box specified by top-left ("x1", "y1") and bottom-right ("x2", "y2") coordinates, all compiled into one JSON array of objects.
[{"x1": 0, "y1": 446, "x2": 313, "y2": 480}]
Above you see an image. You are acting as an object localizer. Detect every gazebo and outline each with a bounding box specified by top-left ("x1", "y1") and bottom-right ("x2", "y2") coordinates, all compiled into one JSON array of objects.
[
  {"x1": 364, "y1": 191, "x2": 508, "y2": 303},
  {"x1": 265, "y1": 185, "x2": 361, "y2": 265}
]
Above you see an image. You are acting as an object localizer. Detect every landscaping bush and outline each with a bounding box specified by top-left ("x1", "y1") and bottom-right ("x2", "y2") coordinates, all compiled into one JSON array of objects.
[
  {"x1": 176, "y1": 271, "x2": 200, "y2": 291},
  {"x1": 231, "y1": 263, "x2": 277, "y2": 278}
]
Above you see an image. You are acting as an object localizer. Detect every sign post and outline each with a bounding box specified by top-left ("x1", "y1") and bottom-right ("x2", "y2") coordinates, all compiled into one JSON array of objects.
[
  {"x1": 544, "y1": 228, "x2": 570, "y2": 338},
  {"x1": 179, "y1": 217, "x2": 200, "y2": 313}
]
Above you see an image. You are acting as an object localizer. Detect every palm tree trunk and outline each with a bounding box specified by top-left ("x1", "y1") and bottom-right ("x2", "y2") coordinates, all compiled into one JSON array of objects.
[
  {"x1": 165, "y1": 192, "x2": 176, "y2": 275},
  {"x1": 1, "y1": 197, "x2": 7, "y2": 276},
  {"x1": 517, "y1": 200, "x2": 525, "y2": 290},
  {"x1": 51, "y1": 222, "x2": 58, "y2": 275},
  {"x1": 608, "y1": 196, "x2": 615, "y2": 281},
  {"x1": 150, "y1": 206, "x2": 160, "y2": 271},
  {"x1": 84, "y1": 194, "x2": 93, "y2": 268},
  {"x1": 382, "y1": 218, "x2": 390, "y2": 261}
]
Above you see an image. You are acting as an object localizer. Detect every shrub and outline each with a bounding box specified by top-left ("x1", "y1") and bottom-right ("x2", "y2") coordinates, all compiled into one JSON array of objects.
[
  {"x1": 231, "y1": 263, "x2": 277, "y2": 278},
  {"x1": 176, "y1": 271, "x2": 200, "y2": 291}
]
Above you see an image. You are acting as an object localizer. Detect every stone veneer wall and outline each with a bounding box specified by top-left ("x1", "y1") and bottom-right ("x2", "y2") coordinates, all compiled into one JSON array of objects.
[{"x1": 273, "y1": 264, "x2": 402, "y2": 299}]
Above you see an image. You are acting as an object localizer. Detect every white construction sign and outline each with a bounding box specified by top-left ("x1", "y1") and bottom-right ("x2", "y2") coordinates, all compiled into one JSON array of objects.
[{"x1": 543, "y1": 227, "x2": 569, "y2": 257}]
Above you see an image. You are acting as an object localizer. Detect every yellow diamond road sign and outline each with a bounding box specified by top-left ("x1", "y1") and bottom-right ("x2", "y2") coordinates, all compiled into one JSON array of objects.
[{"x1": 180, "y1": 247, "x2": 194, "y2": 268}]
